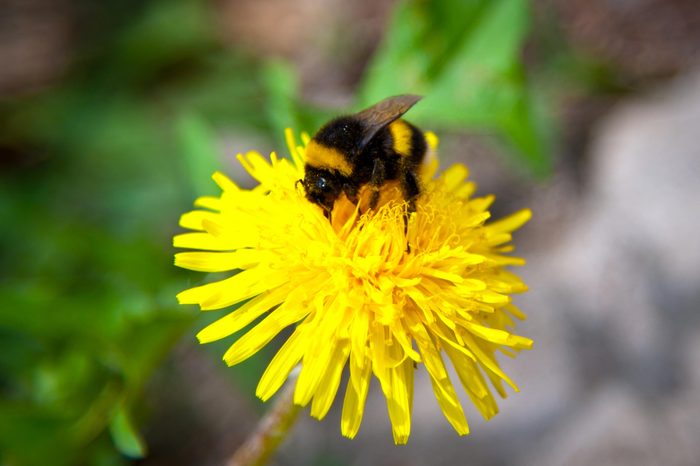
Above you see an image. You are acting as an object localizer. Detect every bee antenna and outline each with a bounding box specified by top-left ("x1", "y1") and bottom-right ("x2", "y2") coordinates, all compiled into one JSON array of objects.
[{"x1": 295, "y1": 179, "x2": 304, "y2": 191}]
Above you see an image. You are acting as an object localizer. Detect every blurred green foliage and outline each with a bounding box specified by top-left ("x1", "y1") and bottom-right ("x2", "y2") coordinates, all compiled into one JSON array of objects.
[
  {"x1": 0, "y1": 0, "x2": 549, "y2": 464},
  {"x1": 361, "y1": 0, "x2": 551, "y2": 176}
]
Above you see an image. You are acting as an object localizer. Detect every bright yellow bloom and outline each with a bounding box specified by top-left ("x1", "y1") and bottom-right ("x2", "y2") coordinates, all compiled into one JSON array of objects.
[{"x1": 174, "y1": 129, "x2": 532, "y2": 444}]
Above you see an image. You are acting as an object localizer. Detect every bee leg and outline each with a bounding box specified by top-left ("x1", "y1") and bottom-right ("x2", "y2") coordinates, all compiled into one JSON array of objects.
[
  {"x1": 369, "y1": 189, "x2": 380, "y2": 211},
  {"x1": 369, "y1": 158, "x2": 386, "y2": 210},
  {"x1": 342, "y1": 184, "x2": 363, "y2": 216},
  {"x1": 401, "y1": 170, "x2": 420, "y2": 214},
  {"x1": 343, "y1": 184, "x2": 359, "y2": 205}
]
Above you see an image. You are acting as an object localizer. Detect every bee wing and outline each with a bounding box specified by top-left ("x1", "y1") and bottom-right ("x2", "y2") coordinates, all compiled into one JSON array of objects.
[{"x1": 355, "y1": 95, "x2": 422, "y2": 149}]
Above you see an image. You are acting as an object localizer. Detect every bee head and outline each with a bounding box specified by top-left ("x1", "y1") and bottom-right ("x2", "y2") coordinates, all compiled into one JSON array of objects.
[{"x1": 301, "y1": 167, "x2": 342, "y2": 213}]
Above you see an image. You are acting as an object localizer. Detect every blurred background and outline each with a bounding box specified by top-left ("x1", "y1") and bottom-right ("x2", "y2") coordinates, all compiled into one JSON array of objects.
[{"x1": 1, "y1": 0, "x2": 699, "y2": 465}]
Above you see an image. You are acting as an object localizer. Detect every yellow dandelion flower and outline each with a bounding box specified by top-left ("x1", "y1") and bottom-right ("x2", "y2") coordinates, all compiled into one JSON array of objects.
[{"x1": 174, "y1": 129, "x2": 532, "y2": 444}]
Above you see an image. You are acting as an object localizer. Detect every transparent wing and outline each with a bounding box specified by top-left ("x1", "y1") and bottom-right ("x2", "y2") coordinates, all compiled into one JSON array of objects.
[{"x1": 356, "y1": 95, "x2": 422, "y2": 148}]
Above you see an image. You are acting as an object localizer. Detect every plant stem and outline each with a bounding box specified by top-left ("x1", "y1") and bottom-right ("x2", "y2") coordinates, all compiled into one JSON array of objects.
[{"x1": 226, "y1": 375, "x2": 301, "y2": 466}]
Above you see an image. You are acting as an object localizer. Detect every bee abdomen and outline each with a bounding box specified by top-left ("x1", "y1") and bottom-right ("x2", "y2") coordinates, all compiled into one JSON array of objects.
[
  {"x1": 388, "y1": 120, "x2": 415, "y2": 157},
  {"x1": 389, "y1": 119, "x2": 427, "y2": 167}
]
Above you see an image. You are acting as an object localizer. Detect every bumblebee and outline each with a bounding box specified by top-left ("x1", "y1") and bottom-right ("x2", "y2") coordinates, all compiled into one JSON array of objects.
[{"x1": 301, "y1": 95, "x2": 427, "y2": 217}]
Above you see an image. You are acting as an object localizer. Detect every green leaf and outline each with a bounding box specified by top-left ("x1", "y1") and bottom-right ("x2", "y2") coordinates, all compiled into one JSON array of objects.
[
  {"x1": 260, "y1": 61, "x2": 340, "y2": 152},
  {"x1": 109, "y1": 403, "x2": 146, "y2": 459},
  {"x1": 176, "y1": 114, "x2": 222, "y2": 196},
  {"x1": 263, "y1": 60, "x2": 302, "y2": 141},
  {"x1": 359, "y1": 0, "x2": 552, "y2": 176}
]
